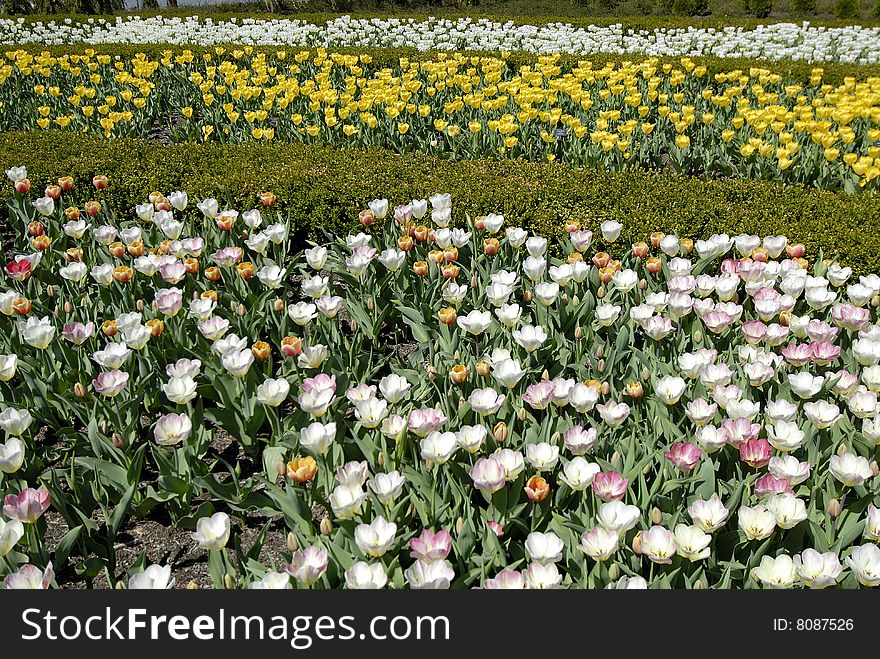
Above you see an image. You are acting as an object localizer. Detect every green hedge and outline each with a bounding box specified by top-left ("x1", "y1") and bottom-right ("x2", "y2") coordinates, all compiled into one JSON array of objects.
[
  {"x1": 1, "y1": 131, "x2": 878, "y2": 273},
  {"x1": 13, "y1": 43, "x2": 880, "y2": 85}
]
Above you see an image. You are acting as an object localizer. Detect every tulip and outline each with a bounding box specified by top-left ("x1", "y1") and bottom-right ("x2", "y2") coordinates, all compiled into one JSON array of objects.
[
  {"x1": 329, "y1": 485, "x2": 367, "y2": 519},
  {"x1": 524, "y1": 475, "x2": 551, "y2": 502},
  {"x1": 0, "y1": 516, "x2": 25, "y2": 556},
  {"x1": 674, "y1": 524, "x2": 712, "y2": 561},
  {"x1": 640, "y1": 526, "x2": 676, "y2": 564},
  {"x1": 345, "y1": 562, "x2": 388, "y2": 589},
  {"x1": 794, "y1": 549, "x2": 842, "y2": 589},
  {"x1": 738, "y1": 505, "x2": 776, "y2": 541},
  {"x1": 129, "y1": 565, "x2": 175, "y2": 590},
  {"x1": 354, "y1": 516, "x2": 397, "y2": 558},
  {"x1": 664, "y1": 442, "x2": 702, "y2": 471},
  {"x1": 580, "y1": 527, "x2": 619, "y2": 561},
  {"x1": 0, "y1": 408, "x2": 33, "y2": 437},
  {"x1": 367, "y1": 471, "x2": 405, "y2": 505},
  {"x1": 469, "y1": 457, "x2": 507, "y2": 495},
  {"x1": 483, "y1": 569, "x2": 525, "y2": 589},
  {"x1": 830, "y1": 452, "x2": 874, "y2": 487},
  {"x1": 3, "y1": 486, "x2": 50, "y2": 525},
  {"x1": 405, "y1": 559, "x2": 455, "y2": 589},
  {"x1": 4, "y1": 562, "x2": 54, "y2": 589},
  {"x1": 248, "y1": 572, "x2": 291, "y2": 589},
  {"x1": 287, "y1": 456, "x2": 318, "y2": 484},
  {"x1": 153, "y1": 413, "x2": 192, "y2": 446},
  {"x1": 559, "y1": 457, "x2": 601, "y2": 491},
  {"x1": 752, "y1": 554, "x2": 798, "y2": 589},
  {"x1": 591, "y1": 471, "x2": 628, "y2": 502},
  {"x1": 191, "y1": 512, "x2": 230, "y2": 550},
  {"x1": 287, "y1": 546, "x2": 329, "y2": 586}
]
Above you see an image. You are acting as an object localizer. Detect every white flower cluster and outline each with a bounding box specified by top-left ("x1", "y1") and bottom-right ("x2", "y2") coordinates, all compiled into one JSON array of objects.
[{"x1": 3, "y1": 15, "x2": 880, "y2": 63}]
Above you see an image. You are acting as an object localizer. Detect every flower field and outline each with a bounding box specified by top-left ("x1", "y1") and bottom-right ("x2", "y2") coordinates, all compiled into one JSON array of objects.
[
  {"x1": 1, "y1": 167, "x2": 880, "y2": 590},
  {"x1": 3, "y1": 49, "x2": 880, "y2": 191},
  {"x1": 3, "y1": 16, "x2": 880, "y2": 64}
]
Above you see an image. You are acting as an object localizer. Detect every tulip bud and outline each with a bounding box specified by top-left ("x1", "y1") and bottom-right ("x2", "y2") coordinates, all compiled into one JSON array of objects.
[
  {"x1": 146, "y1": 319, "x2": 164, "y2": 337},
  {"x1": 693, "y1": 580, "x2": 705, "y2": 590},
  {"x1": 45, "y1": 284, "x2": 55, "y2": 298},
  {"x1": 646, "y1": 257, "x2": 662, "y2": 274},
  {"x1": 826, "y1": 498, "x2": 842, "y2": 518},
  {"x1": 224, "y1": 574, "x2": 235, "y2": 590},
  {"x1": 595, "y1": 345, "x2": 604, "y2": 359},
  {"x1": 377, "y1": 451, "x2": 385, "y2": 468},
  {"x1": 524, "y1": 475, "x2": 550, "y2": 502},
  {"x1": 366, "y1": 296, "x2": 374, "y2": 311},
  {"x1": 779, "y1": 310, "x2": 791, "y2": 327},
  {"x1": 600, "y1": 382, "x2": 610, "y2": 396},
  {"x1": 597, "y1": 359, "x2": 605, "y2": 374},
  {"x1": 450, "y1": 364, "x2": 469, "y2": 385},
  {"x1": 680, "y1": 238, "x2": 694, "y2": 254},
  {"x1": 641, "y1": 367, "x2": 651, "y2": 381},
  {"x1": 642, "y1": 462, "x2": 651, "y2": 475},
  {"x1": 611, "y1": 451, "x2": 622, "y2": 469},
  {"x1": 350, "y1": 318, "x2": 358, "y2": 333},
  {"x1": 523, "y1": 290, "x2": 533, "y2": 303},
  {"x1": 426, "y1": 365, "x2": 437, "y2": 381},
  {"x1": 274, "y1": 298, "x2": 285, "y2": 313},
  {"x1": 493, "y1": 422, "x2": 507, "y2": 443},
  {"x1": 632, "y1": 532, "x2": 643, "y2": 555},
  {"x1": 607, "y1": 564, "x2": 620, "y2": 581},
  {"x1": 541, "y1": 369, "x2": 550, "y2": 381},
  {"x1": 650, "y1": 507, "x2": 663, "y2": 525},
  {"x1": 455, "y1": 517, "x2": 465, "y2": 535},
  {"x1": 237, "y1": 303, "x2": 246, "y2": 316},
  {"x1": 99, "y1": 420, "x2": 108, "y2": 434},
  {"x1": 517, "y1": 407, "x2": 527, "y2": 421},
  {"x1": 187, "y1": 581, "x2": 200, "y2": 590},
  {"x1": 693, "y1": 329, "x2": 703, "y2": 344},
  {"x1": 596, "y1": 285, "x2": 606, "y2": 299},
  {"x1": 276, "y1": 460, "x2": 287, "y2": 478},
  {"x1": 837, "y1": 444, "x2": 849, "y2": 457},
  {"x1": 252, "y1": 341, "x2": 271, "y2": 361},
  {"x1": 872, "y1": 461, "x2": 880, "y2": 477},
  {"x1": 476, "y1": 360, "x2": 490, "y2": 378},
  {"x1": 561, "y1": 293, "x2": 569, "y2": 306},
  {"x1": 574, "y1": 325, "x2": 583, "y2": 340},
  {"x1": 320, "y1": 517, "x2": 333, "y2": 536},
  {"x1": 638, "y1": 278, "x2": 647, "y2": 290},
  {"x1": 135, "y1": 299, "x2": 145, "y2": 313},
  {"x1": 438, "y1": 307, "x2": 457, "y2": 325},
  {"x1": 74, "y1": 382, "x2": 87, "y2": 398},
  {"x1": 873, "y1": 295, "x2": 880, "y2": 309},
  {"x1": 112, "y1": 432, "x2": 124, "y2": 449},
  {"x1": 287, "y1": 532, "x2": 299, "y2": 552}
]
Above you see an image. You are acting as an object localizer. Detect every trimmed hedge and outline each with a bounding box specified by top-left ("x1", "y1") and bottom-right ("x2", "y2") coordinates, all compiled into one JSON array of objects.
[
  {"x1": 1, "y1": 131, "x2": 878, "y2": 274},
  {"x1": 13, "y1": 43, "x2": 880, "y2": 85}
]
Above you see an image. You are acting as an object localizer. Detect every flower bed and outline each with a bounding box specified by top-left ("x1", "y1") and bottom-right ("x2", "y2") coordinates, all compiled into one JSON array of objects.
[
  {"x1": 3, "y1": 50, "x2": 879, "y2": 191},
  {"x1": 3, "y1": 16, "x2": 880, "y2": 65},
  {"x1": 1, "y1": 166, "x2": 879, "y2": 589}
]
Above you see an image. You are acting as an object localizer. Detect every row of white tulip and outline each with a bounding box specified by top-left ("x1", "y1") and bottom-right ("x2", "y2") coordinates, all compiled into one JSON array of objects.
[{"x1": 3, "y1": 16, "x2": 880, "y2": 63}]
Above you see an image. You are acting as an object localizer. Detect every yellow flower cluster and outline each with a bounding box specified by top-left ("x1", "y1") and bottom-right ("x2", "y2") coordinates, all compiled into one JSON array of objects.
[{"x1": 2, "y1": 48, "x2": 878, "y2": 190}]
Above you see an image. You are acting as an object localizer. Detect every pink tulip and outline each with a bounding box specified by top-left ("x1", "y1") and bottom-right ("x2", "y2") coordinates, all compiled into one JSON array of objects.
[
  {"x1": 62, "y1": 321, "x2": 95, "y2": 345},
  {"x1": 781, "y1": 343, "x2": 814, "y2": 367},
  {"x1": 722, "y1": 418, "x2": 761, "y2": 447},
  {"x1": 4, "y1": 562, "x2": 54, "y2": 589},
  {"x1": 409, "y1": 529, "x2": 452, "y2": 562},
  {"x1": 301, "y1": 373, "x2": 336, "y2": 395},
  {"x1": 3, "y1": 486, "x2": 51, "y2": 523},
  {"x1": 211, "y1": 246, "x2": 242, "y2": 267},
  {"x1": 487, "y1": 521, "x2": 505, "y2": 537},
  {"x1": 754, "y1": 473, "x2": 794, "y2": 497},
  {"x1": 92, "y1": 369, "x2": 129, "y2": 397},
  {"x1": 832, "y1": 303, "x2": 870, "y2": 331},
  {"x1": 810, "y1": 342, "x2": 841, "y2": 365},
  {"x1": 664, "y1": 442, "x2": 702, "y2": 471},
  {"x1": 591, "y1": 471, "x2": 628, "y2": 502},
  {"x1": 407, "y1": 407, "x2": 447, "y2": 438},
  {"x1": 739, "y1": 438, "x2": 772, "y2": 468},
  {"x1": 741, "y1": 320, "x2": 768, "y2": 344},
  {"x1": 521, "y1": 381, "x2": 556, "y2": 410}
]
